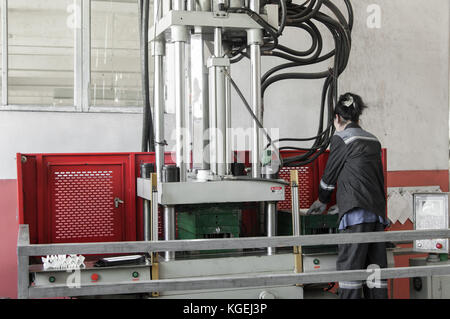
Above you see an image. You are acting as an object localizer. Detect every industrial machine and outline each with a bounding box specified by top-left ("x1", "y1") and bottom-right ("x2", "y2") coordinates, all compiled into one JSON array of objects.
[
  {"x1": 15, "y1": 1, "x2": 450, "y2": 300},
  {"x1": 17, "y1": 0, "x2": 368, "y2": 299},
  {"x1": 136, "y1": 0, "x2": 353, "y2": 299},
  {"x1": 18, "y1": 150, "x2": 347, "y2": 298}
]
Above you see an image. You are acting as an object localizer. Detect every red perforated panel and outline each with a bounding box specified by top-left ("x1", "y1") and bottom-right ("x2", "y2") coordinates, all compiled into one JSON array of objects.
[
  {"x1": 48, "y1": 164, "x2": 124, "y2": 243},
  {"x1": 277, "y1": 164, "x2": 318, "y2": 211}
]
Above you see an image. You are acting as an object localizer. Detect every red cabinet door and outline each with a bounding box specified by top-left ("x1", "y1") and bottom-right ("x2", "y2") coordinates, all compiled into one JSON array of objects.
[{"x1": 48, "y1": 164, "x2": 125, "y2": 243}]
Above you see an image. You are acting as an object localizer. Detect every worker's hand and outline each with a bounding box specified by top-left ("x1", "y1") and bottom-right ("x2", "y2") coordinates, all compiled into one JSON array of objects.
[
  {"x1": 327, "y1": 205, "x2": 339, "y2": 215},
  {"x1": 306, "y1": 200, "x2": 327, "y2": 215}
]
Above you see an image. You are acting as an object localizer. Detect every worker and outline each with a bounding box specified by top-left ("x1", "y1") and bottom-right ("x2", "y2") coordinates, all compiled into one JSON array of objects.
[{"x1": 307, "y1": 93, "x2": 389, "y2": 299}]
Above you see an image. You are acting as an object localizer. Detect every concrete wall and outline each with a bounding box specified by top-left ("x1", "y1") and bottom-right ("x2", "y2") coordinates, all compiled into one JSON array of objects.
[{"x1": 2, "y1": 0, "x2": 447, "y2": 179}]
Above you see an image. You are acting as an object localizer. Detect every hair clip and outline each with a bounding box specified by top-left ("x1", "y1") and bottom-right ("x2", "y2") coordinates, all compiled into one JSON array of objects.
[{"x1": 342, "y1": 95, "x2": 354, "y2": 107}]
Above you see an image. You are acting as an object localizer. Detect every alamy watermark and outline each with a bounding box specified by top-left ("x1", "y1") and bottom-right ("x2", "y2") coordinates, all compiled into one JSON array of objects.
[
  {"x1": 366, "y1": 264, "x2": 385, "y2": 288},
  {"x1": 367, "y1": 4, "x2": 382, "y2": 29},
  {"x1": 166, "y1": 127, "x2": 282, "y2": 174}
]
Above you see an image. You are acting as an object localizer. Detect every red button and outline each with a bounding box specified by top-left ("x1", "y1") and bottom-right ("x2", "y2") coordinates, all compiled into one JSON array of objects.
[
  {"x1": 91, "y1": 273, "x2": 99, "y2": 281},
  {"x1": 436, "y1": 243, "x2": 443, "y2": 249}
]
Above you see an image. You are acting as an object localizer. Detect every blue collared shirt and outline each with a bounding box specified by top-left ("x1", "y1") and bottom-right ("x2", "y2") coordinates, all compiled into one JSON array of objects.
[{"x1": 339, "y1": 207, "x2": 390, "y2": 230}]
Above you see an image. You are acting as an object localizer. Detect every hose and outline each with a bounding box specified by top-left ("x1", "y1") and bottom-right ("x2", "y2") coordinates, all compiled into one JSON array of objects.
[
  {"x1": 139, "y1": 0, "x2": 155, "y2": 152},
  {"x1": 224, "y1": 70, "x2": 283, "y2": 169},
  {"x1": 256, "y1": 0, "x2": 353, "y2": 167}
]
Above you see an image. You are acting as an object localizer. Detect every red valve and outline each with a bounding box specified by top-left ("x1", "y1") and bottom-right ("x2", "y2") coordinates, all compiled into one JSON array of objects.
[
  {"x1": 91, "y1": 273, "x2": 99, "y2": 281},
  {"x1": 436, "y1": 243, "x2": 443, "y2": 249}
]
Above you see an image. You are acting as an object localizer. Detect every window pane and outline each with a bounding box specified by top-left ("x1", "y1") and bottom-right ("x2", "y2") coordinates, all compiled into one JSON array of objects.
[
  {"x1": 0, "y1": 4, "x2": 3, "y2": 103},
  {"x1": 8, "y1": 0, "x2": 74, "y2": 106},
  {"x1": 91, "y1": 0, "x2": 145, "y2": 108}
]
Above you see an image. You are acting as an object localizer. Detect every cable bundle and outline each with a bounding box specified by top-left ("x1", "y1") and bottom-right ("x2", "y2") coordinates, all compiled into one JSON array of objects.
[{"x1": 228, "y1": 0, "x2": 353, "y2": 167}]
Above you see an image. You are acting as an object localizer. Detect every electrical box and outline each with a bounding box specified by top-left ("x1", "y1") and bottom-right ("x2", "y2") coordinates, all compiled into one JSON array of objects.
[
  {"x1": 413, "y1": 193, "x2": 449, "y2": 254},
  {"x1": 410, "y1": 258, "x2": 450, "y2": 299}
]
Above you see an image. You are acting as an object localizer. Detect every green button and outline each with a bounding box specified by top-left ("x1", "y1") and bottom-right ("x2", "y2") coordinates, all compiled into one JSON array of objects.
[
  {"x1": 132, "y1": 271, "x2": 139, "y2": 278},
  {"x1": 313, "y1": 259, "x2": 320, "y2": 265},
  {"x1": 49, "y1": 276, "x2": 56, "y2": 283}
]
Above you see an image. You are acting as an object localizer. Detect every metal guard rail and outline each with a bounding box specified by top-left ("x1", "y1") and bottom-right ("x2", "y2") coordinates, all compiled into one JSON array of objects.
[{"x1": 17, "y1": 224, "x2": 450, "y2": 298}]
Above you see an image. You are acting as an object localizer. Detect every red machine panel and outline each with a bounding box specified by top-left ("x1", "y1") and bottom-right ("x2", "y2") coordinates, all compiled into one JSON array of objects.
[
  {"x1": 49, "y1": 164, "x2": 124, "y2": 243},
  {"x1": 17, "y1": 150, "x2": 387, "y2": 244},
  {"x1": 277, "y1": 165, "x2": 318, "y2": 211},
  {"x1": 276, "y1": 150, "x2": 320, "y2": 211},
  {"x1": 17, "y1": 152, "x2": 175, "y2": 244}
]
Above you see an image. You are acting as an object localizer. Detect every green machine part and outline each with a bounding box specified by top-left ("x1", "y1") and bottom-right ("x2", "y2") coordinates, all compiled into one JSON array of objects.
[
  {"x1": 176, "y1": 204, "x2": 242, "y2": 254},
  {"x1": 278, "y1": 211, "x2": 339, "y2": 254}
]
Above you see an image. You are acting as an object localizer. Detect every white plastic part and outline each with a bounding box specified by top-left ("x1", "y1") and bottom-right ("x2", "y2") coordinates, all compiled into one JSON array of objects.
[{"x1": 42, "y1": 254, "x2": 86, "y2": 270}]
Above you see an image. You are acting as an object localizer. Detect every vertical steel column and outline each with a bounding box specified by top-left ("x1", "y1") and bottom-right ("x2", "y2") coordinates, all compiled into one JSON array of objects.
[
  {"x1": 208, "y1": 27, "x2": 229, "y2": 176},
  {"x1": 154, "y1": 52, "x2": 165, "y2": 180},
  {"x1": 151, "y1": 175, "x2": 159, "y2": 243},
  {"x1": 184, "y1": 22, "x2": 193, "y2": 175},
  {"x1": 186, "y1": 0, "x2": 196, "y2": 11},
  {"x1": 191, "y1": 31, "x2": 210, "y2": 171},
  {"x1": 163, "y1": 178, "x2": 177, "y2": 261},
  {"x1": 1, "y1": 0, "x2": 8, "y2": 106},
  {"x1": 248, "y1": 0, "x2": 263, "y2": 178},
  {"x1": 172, "y1": 0, "x2": 188, "y2": 182},
  {"x1": 174, "y1": 40, "x2": 186, "y2": 180},
  {"x1": 225, "y1": 65, "x2": 232, "y2": 175},
  {"x1": 215, "y1": 28, "x2": 227, "y2": 176},
  {"x1": 141, "y1": 164, "x2": 153, "y2": 241},
  {"x1": 266, "y1": 202, "x2": 277, "y2": 255},
  {"x1": 185, "y1": 2, "x2": 196, "y2": 174},
  {"x1": 208, "y1": 58, "x2": 218, "y2": 175},
  {"x1": 208, "y1": 29, "x2": 219, "y2": 175},
  {"x1": 164, "y1": 206, "x2": 176, "y2": 261},
  {"x1": 162, "y1": 165, "x2": 179, "y2": 261},
  {"x1": 153, "y1": 0, "x2": 165, "y2": 182},
  {"x1": 248, "y1": 0, "x2": 267, "y2": 249},
  {"x1": 163, "y1": 0, "x2": 186, "y2": 261}
]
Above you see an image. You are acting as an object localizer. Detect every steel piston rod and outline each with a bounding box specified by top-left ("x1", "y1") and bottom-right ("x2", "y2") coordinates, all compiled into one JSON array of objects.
[
  {"x1": 153, "y1": 0, "x2": 165, "y2": 182},
  {"x1": 249, "y1": 0, "x2": 262, "y2": 179},
  {"x1": 172, "y1": 0, "x2": 187, "y2": 182}
]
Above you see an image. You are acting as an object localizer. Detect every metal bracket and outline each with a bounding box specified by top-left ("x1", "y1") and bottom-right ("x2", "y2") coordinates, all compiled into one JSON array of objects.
[
  {"x1": 207, "y1": 57, "x2": 231, "y2": 68},
  {"x1": 148, "y1": 11, "x2": 265, "y2": 43},
  {"x1": 212, "y1": 1, "x2": 229, "y2": 18}
]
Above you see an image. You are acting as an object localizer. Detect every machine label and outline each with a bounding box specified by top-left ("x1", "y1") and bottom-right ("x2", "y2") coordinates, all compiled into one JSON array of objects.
[{"x1": 271, "y1": 186, "x2": 283, "y2": 194}]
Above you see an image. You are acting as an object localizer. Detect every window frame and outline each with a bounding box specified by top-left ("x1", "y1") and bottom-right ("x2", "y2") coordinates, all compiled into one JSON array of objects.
[{"x1": 0, "y1": 0, "x2": 144, "y2": 114}]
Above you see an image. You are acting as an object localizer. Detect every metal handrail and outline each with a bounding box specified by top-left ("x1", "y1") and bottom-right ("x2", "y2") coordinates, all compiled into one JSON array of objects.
[
  {"x1": 17, "y1": 224, "x2": 450, "y2": 299},
  {"x1": 17, "y1": 225, "x2": 450, "y2": 256}
]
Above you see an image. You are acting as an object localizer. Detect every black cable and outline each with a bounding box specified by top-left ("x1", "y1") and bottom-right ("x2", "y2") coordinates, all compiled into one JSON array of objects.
[
  {"x1": 223, "y1": 1, "x2": 353, "y2": 167},
  {"x1": 258, "y1": 0, "x2": 353, "y2": 167},
  {"x1": 138, "y1": 0, "x2": 147, "y2": 152},
  {"x1": 277, "y1": 0, "x2": 287, "y2": 36},
  {"x1": 139, "y1": 0, "x2": 155, "y2": 153},
  {"x1": 228, "y1": 6, "x2": 280, "y2": 51},
  {"x1": 224, "y1": 70, "x2": 283, "y2": 169}
]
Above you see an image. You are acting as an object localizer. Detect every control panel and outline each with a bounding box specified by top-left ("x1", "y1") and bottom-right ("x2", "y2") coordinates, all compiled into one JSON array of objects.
[{"x1": 414, "y1": 193, "x2": 449, "y2": 254}]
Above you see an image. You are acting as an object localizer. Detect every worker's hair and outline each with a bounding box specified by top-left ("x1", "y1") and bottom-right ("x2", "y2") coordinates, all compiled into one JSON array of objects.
[{"x1": 334, "y1": 93, "x2": 367, "y2": 123}]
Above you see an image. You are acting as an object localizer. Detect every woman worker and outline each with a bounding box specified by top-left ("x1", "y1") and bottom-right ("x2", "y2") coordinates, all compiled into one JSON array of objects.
[{"x1": 307, "y1": 92, "x2": 389, "y2": 299}]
